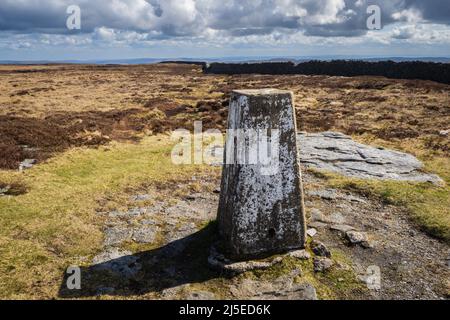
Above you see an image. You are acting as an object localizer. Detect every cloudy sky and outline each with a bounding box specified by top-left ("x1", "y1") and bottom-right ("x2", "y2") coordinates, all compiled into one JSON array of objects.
[{"x1": 0, "y1": 0, "x2": 449, "y2": 60}]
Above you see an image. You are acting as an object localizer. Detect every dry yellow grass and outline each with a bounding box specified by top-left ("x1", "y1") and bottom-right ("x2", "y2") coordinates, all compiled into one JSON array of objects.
[{"x1": 0, "y1": 135, "x2": 216, "y2": 298}]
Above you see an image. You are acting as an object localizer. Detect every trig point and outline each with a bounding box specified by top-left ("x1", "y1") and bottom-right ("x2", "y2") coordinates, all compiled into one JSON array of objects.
[{"x1": 217, "y1": 89, "x2": 306, "y2": 260}]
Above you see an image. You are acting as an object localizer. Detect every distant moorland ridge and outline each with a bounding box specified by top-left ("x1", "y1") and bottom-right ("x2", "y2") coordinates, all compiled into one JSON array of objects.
[{"x1": 203, "y1": 60, "x2": 450, "y2": 85}]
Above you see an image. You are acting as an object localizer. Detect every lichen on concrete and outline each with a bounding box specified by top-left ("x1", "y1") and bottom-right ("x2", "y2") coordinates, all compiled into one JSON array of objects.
[{"x1": 217, "y1": 89, "x2": 307, "y2": 260}]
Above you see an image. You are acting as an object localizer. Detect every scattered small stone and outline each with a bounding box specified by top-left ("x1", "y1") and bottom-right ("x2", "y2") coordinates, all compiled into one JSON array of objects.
[
  {"x1": 19, "y1": 159, "x2": 36, "y2": 171},
  {"x1": 307, "y1": 189, "x2": 338, "y2": 200},
  {"x1": 0, "y1": 185, "x2": 11, "y2": 195},
  {"x1": 304, "y1": 201, "x2": 314, "y2": 207},
  {"x1": 289, "y1": 268, "x2": 302, "y2": 277},
  {"x1": 178, "y1": 222, "x2": 197, "y2": 233},
  {"x1": 159, "y1": 285, "x2": 187, "y2": 299},
  {"x1": 287, "y1": 249, "x2": 311, "y2": 260},
  {"x1": 131, "y1": 194, "x2": 151, "y2": 201},
  {"x1": 213, "y1": 188, "x2": 221, "y2": 194},
  {"x1": 306, "y1": 228, "x2": 317, "y2": 238},
  {"x1": 408, "y1": 230, "x2": 417, "y2": 237},
  {"x1": 309, "y1": 209, "x2": 345, "y2": 224},
  {"x1": 326, "y1": 212, "x2": 346, "y2": 224},
  {"x1": 308, "y1": 221, "x2": 328, "y2": 229},
  {"x1": 165, "y1": 222, "x2": 197, "y2": 242},
  {"x1": 226, "y1": 259, "x2": 282, "y2": 274},
  {"x1": 104, "y1": 226, "x2": 132, "y2": 246},
  {"x1": 364, "y1": 241, "x2": 375, "y2": 249},
  {"x1": 279, "y1": 283, "x2": 317, "y2": 300},
  {"x1": 345, "y1": 231, "x2": 370, "y2": 248},
  {"x1": 132, "y1": 226, "x2": 158, "y2": 244},
  {"x1": 208, "y1": 245, "x2": 282, "y2": 274},
  {"x1": 313, "y1": 257, "x2": 334, "y2": 273},
  {"x1": 92, "y1": 247, "x2": 141, "y2": 278},
  {"x1": 330, "y1": 224, "x2": 356, "y2": 233},
  {"x1": 107, "y1": 210, "x2": 122, "y2": 218},
  {"x1": 344, "y1": 194, "x2": 368, "y2": 203},
  {"x1": 108, "y1": 207, "x2": 146, "y2": 218},
  {"x1": 186, "y1": 193, "x2": 202, "y2": 201},
  {"x1": 127, "y1": 207, "x2": 147, "y2": 216},
  {"x1": 310, "y1": 208, "x2": 324, "y2": 222},
  {"x1": 439, "y1": 129, "x2": 449, "y2": 137},
  {"x1": 187, "y1": 291, "x2": 216, "y2": 300},
  {"x1": 20, "y1": 145, "x2": 40, "y2": 153},
  {"x1": 311, "y1": 240, "x2": 331, "y2": 258},
  {"x1": 141, "y1": 219, "x2": 158, "y2": 226}
]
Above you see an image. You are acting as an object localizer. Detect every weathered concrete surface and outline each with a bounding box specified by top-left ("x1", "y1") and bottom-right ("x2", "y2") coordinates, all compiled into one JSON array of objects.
[
  {"x1": 298, "y1": 132, "x2": 443, "y2": 184},
  {"x1": 217, "y1": 89, "x2": 306, "y2": 260}
]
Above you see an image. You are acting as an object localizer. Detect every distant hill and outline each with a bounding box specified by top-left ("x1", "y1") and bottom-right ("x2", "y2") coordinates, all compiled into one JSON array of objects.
[
  {"x1": 1, "y1": 56, "x2": 449, "y2": 65},
  {"x1": 0, "y1": 58, "x2": 163, "y2": 65}
]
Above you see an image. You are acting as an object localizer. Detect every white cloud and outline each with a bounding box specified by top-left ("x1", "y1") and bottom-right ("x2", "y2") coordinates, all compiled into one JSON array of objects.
[
  {"x1": 0, "y1": 0, "x2": 449, "y2": 54},
  {"x1": 392, "y1": 9, "x2": 423, "y2": 23},
  {"x1": 390, "y1": 23, "x2": 450, "y2": 43}
]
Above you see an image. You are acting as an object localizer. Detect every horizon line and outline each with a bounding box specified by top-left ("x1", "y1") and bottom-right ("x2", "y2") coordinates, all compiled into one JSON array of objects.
[{"x1": 1, "y1": 55, "x2": 450, "y2": 64}]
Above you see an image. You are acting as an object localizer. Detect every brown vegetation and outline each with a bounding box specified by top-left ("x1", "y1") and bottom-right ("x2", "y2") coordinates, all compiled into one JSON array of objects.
[{"x1": 0, "y1": 63, "x2": 448, "y2": 170}]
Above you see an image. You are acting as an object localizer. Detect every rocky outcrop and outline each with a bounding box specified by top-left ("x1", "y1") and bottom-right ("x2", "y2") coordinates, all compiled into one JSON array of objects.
[{"x1": 298, "y1": 132, "x2": 443, "y2": 184}]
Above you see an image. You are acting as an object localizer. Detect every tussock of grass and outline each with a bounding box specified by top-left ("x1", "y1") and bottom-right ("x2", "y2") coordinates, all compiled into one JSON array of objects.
[
  {"x1": 133, "y1": 108, "x2": 166, "y2": 119},
  {"x1": 0, "y1": 135, "x2": 213, "y2": 299}
]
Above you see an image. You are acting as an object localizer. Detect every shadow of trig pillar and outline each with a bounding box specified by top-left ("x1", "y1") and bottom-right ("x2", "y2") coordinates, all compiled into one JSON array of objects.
[{"x1": 217, "y1": 89, "x2": 306, "y2": 260}]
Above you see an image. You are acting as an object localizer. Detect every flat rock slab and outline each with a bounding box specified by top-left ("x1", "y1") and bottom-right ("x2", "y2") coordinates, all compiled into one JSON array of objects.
[
  {"x1": 208, "y1": 244, "x2": 284, "y2": 275},
  {"x1": 208, "y1": 245, "x2": 311, "y2": 275},
  {"x1": 92, "y1": 248, "x2": 141, "y2": 279},
  {"x1": 298, "y1": 132, "x2": 442, "y2": 184},
  {"x1": 230, "y1": 278, "x2": 317, "y2": 300}
]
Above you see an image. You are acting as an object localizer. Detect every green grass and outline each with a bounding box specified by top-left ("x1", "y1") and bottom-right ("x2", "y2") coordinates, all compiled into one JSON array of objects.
[
  {"x1": 1, "y1": 131, "x2": 448, "y2": 299},
  {"x1": 0, "y1": 135, "x2": 214, "y2": 299}
]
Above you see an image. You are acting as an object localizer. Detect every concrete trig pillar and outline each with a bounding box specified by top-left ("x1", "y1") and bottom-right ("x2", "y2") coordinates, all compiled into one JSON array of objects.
[{"x1": 217, "y1": 89, "x2": 306, "y2": 260}]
